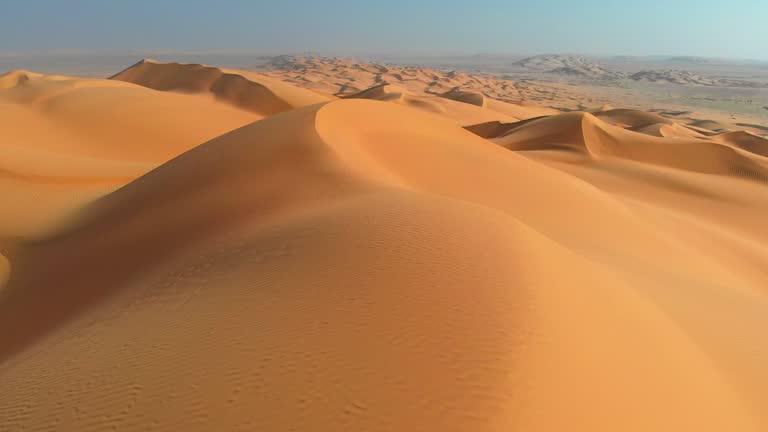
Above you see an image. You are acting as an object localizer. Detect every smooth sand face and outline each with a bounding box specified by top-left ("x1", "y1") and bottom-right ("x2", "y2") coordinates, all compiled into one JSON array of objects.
[
  {"x1": 1, "y1": 60, "x2": 768, "y2": 431},
  {"x1": 0, "y1": 70, "x2": 260, "y2": 238}
]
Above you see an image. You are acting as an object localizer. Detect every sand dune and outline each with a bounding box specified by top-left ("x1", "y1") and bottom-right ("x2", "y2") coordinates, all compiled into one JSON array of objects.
[
  {"x1": 111, "y1": 59, "x2": 331, "y2": 115},
  {"x1": 0, "y1": 70, "x2": 45, "y2": 88},
  {"x1": 261, "y1": 55, "x2": 584, "y2": 108},
  {"x1": 712, "y1": 130, "x2": 768, "y2": 157},
  {"x1": 0, "y1": 69, "x2": 258, "y2": 238},
  {"x1": 491, "y1": 111, "x2": 768, "y2": 179},
  {"x1": 632, "y1": 121, "x2": 710, "y2": 139},
  {"x1": 261, "y1": 56, "x2": 768, "y2": 137},
  {"x1": 340, "y1": 84, "x2": 558, "y2": 125},
  {"x1": 439, "y1": 88, "x2": 560, "y2": 119},
  {"x1": 343, "y1": 83, "x2": 521, "y2": 125},
  {"x1": 1, "y1": 60, "x2": 768, "y2": 431},
  {"x1": 630, "y1": 69, "x2": 768, "y2": 88},
  {"x1": 689, "y1": 119, "x2": 738, "y2": 133},
  {"x1": 515, "y1": 55, "x2": 626, "y2": 79},
  {"x1": 463, "y1": 116, "x2": 551, "y2": 139},
  {"x1": 593, "y1": 108, "x2": 674, "y2": 128}
]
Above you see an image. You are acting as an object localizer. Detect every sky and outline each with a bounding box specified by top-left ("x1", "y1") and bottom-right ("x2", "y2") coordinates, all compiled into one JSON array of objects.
[{"x1": 1, "y1": 0, "x2": 767, "y2": 59}]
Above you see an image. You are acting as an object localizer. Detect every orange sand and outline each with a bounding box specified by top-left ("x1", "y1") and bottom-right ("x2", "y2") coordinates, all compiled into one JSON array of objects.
[{"x1": 1, "y1": 60, "x2": 767, "y2": 431}]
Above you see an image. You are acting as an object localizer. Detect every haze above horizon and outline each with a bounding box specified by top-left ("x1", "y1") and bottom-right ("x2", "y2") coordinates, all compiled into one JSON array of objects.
[{"x1": 1, "y1": 0, "x2": 767, "y2": 60}]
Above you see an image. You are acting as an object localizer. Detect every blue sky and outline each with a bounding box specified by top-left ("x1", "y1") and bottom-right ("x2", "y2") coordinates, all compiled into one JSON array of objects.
[{"x1": 1, "y1": 0, "x2": 767, "y2": 59}]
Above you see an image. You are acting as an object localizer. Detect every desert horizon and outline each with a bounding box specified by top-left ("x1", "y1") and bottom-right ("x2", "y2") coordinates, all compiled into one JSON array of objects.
[{"x1": 2, "y1": 1, "x2": 768, "y2": 431}]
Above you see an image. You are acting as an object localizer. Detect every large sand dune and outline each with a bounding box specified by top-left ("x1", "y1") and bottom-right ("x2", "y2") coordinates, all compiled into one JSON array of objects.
[
  {"x1": 1, "y1": 60, "x2": 768, "y2": 431},
  {"x1": 0, "y1": 69, "x2": 258, "y2": 238},
  {"x1": 111, "y1": 59, "x2": 331, "y2": 115}
]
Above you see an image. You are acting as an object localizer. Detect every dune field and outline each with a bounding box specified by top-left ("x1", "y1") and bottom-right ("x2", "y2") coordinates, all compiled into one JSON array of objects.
[{"x1": 1, "y1": 58, "x2": 768, "y2": 431}]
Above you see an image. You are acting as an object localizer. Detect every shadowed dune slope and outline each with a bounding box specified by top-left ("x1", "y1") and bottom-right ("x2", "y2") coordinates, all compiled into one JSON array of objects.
[
  {"x1": 463, "y1": 116, "x2": 550, "y2": 139},
  {"x1": 1, "y1": 99, "x2": 767, "y2": 431},
  {"x1": 111, "y1": 59, "x2": 331, "y2": 116},
  {"x1": 689, "y1": 119, "x2": 737, "y2": 133}
]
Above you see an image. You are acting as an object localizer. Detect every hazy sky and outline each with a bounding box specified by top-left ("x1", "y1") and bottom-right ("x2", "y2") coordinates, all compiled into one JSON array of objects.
[{"x1": 1, "y1": 0, "x2": 767, "y2": 59}]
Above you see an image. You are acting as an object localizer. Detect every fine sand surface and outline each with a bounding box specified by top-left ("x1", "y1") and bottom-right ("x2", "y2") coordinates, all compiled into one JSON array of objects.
[{"x1": 1, "y1": 60, "x2": 768, "y2": 431}]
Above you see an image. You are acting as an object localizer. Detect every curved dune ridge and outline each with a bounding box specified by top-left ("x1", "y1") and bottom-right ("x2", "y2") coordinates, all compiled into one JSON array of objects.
[
  {"x1": 110, "y1": 59, "x2": 331, "y2": 116},
  {"x1": 1, "y1": 62, "x2": 768, "y2": 431},
  {"x1": 262, "y1": 55, "x2": 580, "y2": 104},
  {"x1": 712, "y1": 130, "x2": 768, "y2": 158},
  {"x1": 439, "y1": 88, "x2": 560, "y2": 120}
]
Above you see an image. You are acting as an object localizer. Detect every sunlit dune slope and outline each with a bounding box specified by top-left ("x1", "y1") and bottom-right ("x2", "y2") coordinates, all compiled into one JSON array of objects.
[
  {"x1": 1, "y1": 98, "x2": 767, "y2": 431},
  {"x1": 0, "y1": 69, "x2": 258, "y2": 237}
]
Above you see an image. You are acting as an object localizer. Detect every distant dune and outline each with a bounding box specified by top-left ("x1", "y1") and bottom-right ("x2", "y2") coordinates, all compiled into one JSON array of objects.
[
  {"x1": 630, "y1": 69, "x2": 768, "y2": 87},
  {"x1": 260, "y1": 55, "x2": 585, "y2": 108},
  {"x1": 506, "y1": 54, "x2": 768, "y2": 89},
  {"x1": 664, "y1": 56, "x2": 714, "y2": 64},
  {"x1": 439, "y1": 88, "x2": 560, "y2": 119},
  {"x1": 1, "y1": 57, "x2": 768, "y2": 431},
  {"x1": 515, "y1": 54, "x2": 626, "y2": 79}
]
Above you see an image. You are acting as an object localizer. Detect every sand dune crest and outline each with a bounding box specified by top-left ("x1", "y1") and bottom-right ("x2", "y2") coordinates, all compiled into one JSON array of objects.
[{"x1": 111, "y1": 59, "x2": 330, "y2": 116}]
